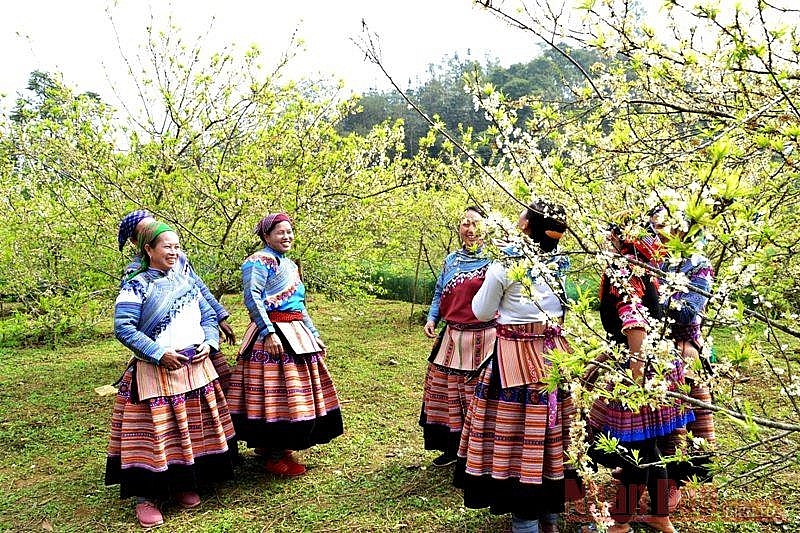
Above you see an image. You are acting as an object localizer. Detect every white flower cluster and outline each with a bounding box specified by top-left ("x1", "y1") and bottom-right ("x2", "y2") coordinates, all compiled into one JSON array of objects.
[{"x1": 780, "y1": 374, "x2": 800, "y2": 397}]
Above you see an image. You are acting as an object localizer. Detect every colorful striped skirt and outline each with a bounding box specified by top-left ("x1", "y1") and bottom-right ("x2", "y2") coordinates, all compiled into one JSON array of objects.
[
  {"x1": 454, "y1": 324, "x2": 576, "y2": 517},
  {"x1": 662, "y1": 381, "x2": 716, "y2": 484},
  {"x1": 104, "y1": 367, "x2": 236, "y2": 499},
  {"x1": 210, "y1": 349, "x2": 232, "y2": 394},
  {"x1": 226, "y1": 325, "x2": 343, "y2": 451},
  {"x1": 420, "y1": 324, "x2": 495, "y2": 455},
  {"x1": 588, "y1": 368, "x2": 695, "y2": 443}
]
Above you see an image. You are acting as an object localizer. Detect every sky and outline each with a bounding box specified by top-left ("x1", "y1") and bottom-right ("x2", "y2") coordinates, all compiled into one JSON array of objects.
[{"x1": 1, "y1": 0, "x2": 542, "y2": 110}]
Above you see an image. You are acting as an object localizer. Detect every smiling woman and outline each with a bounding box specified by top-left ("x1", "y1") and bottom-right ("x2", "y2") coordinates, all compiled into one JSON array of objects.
[
  {"x1": 108, "y1": 220, "x2": 237, "y2": 528},
  {"x1": 227, "y1": 211, "x2": 344, "y2": 477},
  {"x1": 142, "y1": 226, "x2": 181, "y2": 272}
]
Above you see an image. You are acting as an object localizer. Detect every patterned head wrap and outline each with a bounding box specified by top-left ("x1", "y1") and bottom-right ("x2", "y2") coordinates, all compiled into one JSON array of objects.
[
  {"x1": 117, "y1": 210, "x2": 153, "y2": 251},
  {"x1": 608, "y1": 210, "x2": 664, "y2": 263},
  {"x1": 254, "y1": 212, "x2": 292, "y2": 244},
  {"x1": 125, "y1": 221, "x2": 177, "y2": 280}
]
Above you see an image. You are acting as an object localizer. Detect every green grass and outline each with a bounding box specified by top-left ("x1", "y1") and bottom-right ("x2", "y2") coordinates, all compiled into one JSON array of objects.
[{"x1": 0, "y1": 295, "x2": 797, "y2": 532}]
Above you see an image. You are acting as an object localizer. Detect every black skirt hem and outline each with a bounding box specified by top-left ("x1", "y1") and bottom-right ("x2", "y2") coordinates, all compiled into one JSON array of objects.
[
  {"x1": 105, "y1": 438, "x2": 237, "y2": 500},
  {"x1": 231, "y1": 408, "x2": 343, "y2": 450},
  {"x1": 453, "y1": 458, "x2": 566, "y2": 518},
  {"x1": 419, "y1": 406, "x2": 461, "y2": 456}
]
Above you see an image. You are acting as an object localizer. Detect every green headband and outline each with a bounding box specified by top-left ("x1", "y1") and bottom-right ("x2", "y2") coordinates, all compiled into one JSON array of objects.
[{"x1": 137, "y1": 221, "x2": 174, "y2": 255}]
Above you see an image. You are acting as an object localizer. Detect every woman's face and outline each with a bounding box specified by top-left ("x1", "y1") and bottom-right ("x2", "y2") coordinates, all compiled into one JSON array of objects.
[
  {"x1": 459, "y1": 210, "x2": 484, "y2": 248},
  {"x1": 265, "y1": 221, "x2": 294, "y2": 253},
  {"x1": 517, "y1": 208, "x2": 530, "y2": 236},
  {"x1": 144, "y1": 231, "x2": 180, "y2": 272}
]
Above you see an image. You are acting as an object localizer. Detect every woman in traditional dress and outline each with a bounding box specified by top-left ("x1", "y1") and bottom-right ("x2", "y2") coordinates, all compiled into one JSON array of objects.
[
  {"x1": 420, "y1": 207, "x2": 495, "y2": 467},
  {"x1": 586, "y1": 218, "x2": 695, "y2": 533},
  {"x1": 227, "y1": 212, "x2": 343, "y2": 477},
  {"x1": 455, "y1": 200, "x2": 575, "y2": 533},
  {"x1": 107, "y1": 221, "x2": 236, "y2": 528},
  {"x1": 117, "y1": 209, "x2": 236, "y2": 391},
  {"x1": 651, "y1": 208, "x2": 716, "y2": 505}
]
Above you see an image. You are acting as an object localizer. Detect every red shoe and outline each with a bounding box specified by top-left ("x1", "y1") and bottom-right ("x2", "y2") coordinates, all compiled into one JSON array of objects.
[
  {"x1": 135, "y1": 501, "x2": 164, "y2": 528},
  {"x1": 264, "y1": 457, "x2": 306, "y2": 477},
  {"x1": 177, "y1": 491, "x2": 201, "y2": 509}
]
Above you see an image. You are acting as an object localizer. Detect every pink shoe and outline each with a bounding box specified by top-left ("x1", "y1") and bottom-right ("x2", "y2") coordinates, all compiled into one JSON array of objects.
[
  {"x1": 177, "y1": 491, "x2": 201, "y2": 509},
  {"x1": 135, "y1": 501, "x2": 164, "y2": 528}
]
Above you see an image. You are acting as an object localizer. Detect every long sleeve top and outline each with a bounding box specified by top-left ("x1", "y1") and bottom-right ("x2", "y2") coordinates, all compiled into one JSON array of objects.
[
  {"x1": 599, "y1": 254, "x2": 662, "y2": 345},
  {"x1": 114, "y1": 267, "x2": 220, "y2": 364},
  {"x1": 663, "y1": 254, "x2": 714, "y2": 342},
  {"x1": 426, "y1": 247, "x2": 491, "y2": 326},
  {"x1": 472, "y1": 249, "x2": 568, "y2": 324},
  {"x1": 242, "y1": 246, "x2": 319, "y2": 339},
  {"x1": 123, "y1": 251, "x2": 230, "y2": 323}
]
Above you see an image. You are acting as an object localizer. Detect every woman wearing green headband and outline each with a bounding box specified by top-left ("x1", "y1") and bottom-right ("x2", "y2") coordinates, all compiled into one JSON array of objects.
[{"x1": 106, "y1": 221, "x2": 237, "y2": 528}]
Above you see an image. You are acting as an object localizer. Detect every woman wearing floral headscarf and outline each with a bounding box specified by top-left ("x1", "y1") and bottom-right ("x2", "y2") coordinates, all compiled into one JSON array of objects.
[
  {"x1": 107, "y1": 221, "x2": 236, "y2": 528},
  {"x1": 586, "y1": 215, "x2": 695, "y2": 533},
  {"x1": 227, "y1": 212, "x2": 343, "y2": 476},
  {"x1": 117, "y1": 209, "x2": 236, "y2": 391}
]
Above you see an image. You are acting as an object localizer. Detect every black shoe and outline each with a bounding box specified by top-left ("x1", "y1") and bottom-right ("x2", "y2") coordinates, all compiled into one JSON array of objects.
[{"x1": 431, "y1": 453, "x2": 457, "y2": 467}]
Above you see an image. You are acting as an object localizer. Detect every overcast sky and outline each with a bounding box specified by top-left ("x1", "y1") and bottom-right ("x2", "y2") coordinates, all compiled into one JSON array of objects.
[{"x1": 1, "y1": 0, "x2": 542, "y2": 109}]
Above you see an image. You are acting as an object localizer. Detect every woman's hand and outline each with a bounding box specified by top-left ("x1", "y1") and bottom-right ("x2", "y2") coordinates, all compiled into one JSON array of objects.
[
  {"x1": 263, "y1": 333, "x2": 284, "y2": 356},
  {"x1": 160, "y1": 349, "x2": 189, "y2": 370},
  {"x1": 315, "y1": 337, "x2": 327, "y2": 353},
  {"x1": 219, "y1": 319, "x2": 236, "y2": 345},
  {"x1": 193, "y1": 343, "x2": 211, "y2": 363},
  {"x1": 423, "y1": 320, "x2": 437, "y2": 338}
]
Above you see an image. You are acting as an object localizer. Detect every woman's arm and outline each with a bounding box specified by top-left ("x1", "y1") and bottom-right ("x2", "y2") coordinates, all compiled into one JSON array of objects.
[
  {"x1": 426, "y1": 257, "x2": 449, "y2": 325},
  {"x1": 471, "y1": 262, "x2": 505, "y2": 322},
  {"x1": 669, "y1": 260, "x2": 714, "y2": 324},
  {"x1": 114, "y1": 281, "x2": 165, "y2": 364},
  {"x1": 242, "y1": 253, "x2": 277, "y2": 338},
  {"x1": 198, "y1": 291, "x2": 220, "y2": 351},
  {"x1": 424, "y1": 257, "x2": 450, "y2": 337}
]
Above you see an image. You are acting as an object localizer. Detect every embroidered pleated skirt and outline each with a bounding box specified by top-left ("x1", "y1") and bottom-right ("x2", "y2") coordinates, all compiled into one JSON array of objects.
[
  {"x1": 210, "y1": 349, "x2": 232, "y2": 394},
  {"x1": 454, "y1": 324, "x2": 576, "y2": 519},
  {"x1": 227, "y1": 321, "x2": 343, "y2": 451},
  {"x1": 419, "y1": 323, "x2": 496, "y2": 456},
  {"x1": 587, "y1": 358, "x2": 695, "y2": 445},
  {"x1": 104, "y1": 368, "x2": 237, "y2": 499}
]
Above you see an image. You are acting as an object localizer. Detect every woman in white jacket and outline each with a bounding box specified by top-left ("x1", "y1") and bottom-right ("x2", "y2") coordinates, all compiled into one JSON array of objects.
[{"x1": 454, "y1": 199, "x2": 575, "y2": 533}]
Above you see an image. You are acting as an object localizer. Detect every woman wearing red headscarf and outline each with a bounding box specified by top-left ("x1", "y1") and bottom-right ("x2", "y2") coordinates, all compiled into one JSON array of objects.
[
  {"x1": 586, "y1": 217, "x2": 694, "y2": 533},
  {"x1": 227, "y1": 213, "x2": 343, "y2": 476}
]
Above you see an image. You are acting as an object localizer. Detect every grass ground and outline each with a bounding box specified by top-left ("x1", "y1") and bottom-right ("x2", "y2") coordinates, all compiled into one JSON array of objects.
[{"x1": 0, "y1": 295, "x2": 797, "y2": 532}]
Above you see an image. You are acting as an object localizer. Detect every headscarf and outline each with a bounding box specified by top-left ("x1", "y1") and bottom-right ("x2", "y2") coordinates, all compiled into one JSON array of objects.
[
  {"x1": 608, "y1": 210, "x2": 664, "y2": 264},
  {"x1": 117, "y1": 209, "x2": 152, "y2": 251},
  {"x1": 254, "y1": 212, "x2": 292, "y2": 244},
  {"x1": 125, "y1": 221, "x2": 176, "y2": 280}
]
